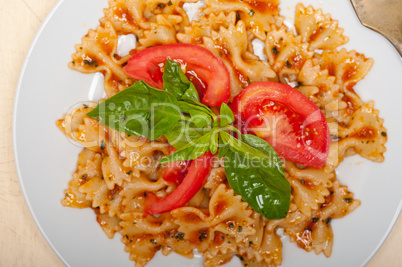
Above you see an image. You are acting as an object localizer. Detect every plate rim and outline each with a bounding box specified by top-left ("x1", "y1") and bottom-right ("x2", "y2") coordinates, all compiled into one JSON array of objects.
[
  {"x1": 12, "y1": 0, "x2": 402, "y2": 266},
  {"x1": 12, "y1": 0, "x2": 70, "y2": 266}
]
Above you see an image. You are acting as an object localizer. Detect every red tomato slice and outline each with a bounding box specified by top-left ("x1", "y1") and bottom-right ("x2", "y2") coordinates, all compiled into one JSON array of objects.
[
  {"x1": 231, "y1": 81, "x2": 330, "y2": 169},
  {"x1": 144, "y1": 152, "x2": 213, "y2": 215},
  {"x1": 162, "y1": 147, "x2": 191, "y2": 185},
  {"x1": 123, "y1": 43, "x2": 230, "y2": 107},
  {"x1": 162, "y1": 160, "x2": 190, "y2": 184},
  {"x1": 162, "y1": 158, "x2": 191, "y2": 185}
]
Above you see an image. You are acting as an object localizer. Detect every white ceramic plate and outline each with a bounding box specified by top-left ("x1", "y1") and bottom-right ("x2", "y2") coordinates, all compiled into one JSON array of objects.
[{"x1": 13, "y1": 0, "x2": 402, "y2": 266}]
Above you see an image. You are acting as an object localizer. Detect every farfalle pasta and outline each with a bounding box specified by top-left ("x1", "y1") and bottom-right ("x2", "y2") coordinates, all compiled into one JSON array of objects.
[
  {"x1": 294, "y1": 3, "x2": 349, "y2": 51},
  {"x1": 58, "y1": 1, "x2": 387, "y2": 266}
]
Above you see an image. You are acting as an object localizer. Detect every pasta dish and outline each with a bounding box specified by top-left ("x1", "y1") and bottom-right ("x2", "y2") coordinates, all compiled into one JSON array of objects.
[{"x1": 56, "y1": 0, "x2": 387, "y2": 266}]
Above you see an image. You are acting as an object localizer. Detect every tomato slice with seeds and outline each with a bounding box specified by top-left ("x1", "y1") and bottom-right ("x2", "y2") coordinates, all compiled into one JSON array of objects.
[
  {"x1": 123, "y1": 43, "x2": 230, "y2": 107},
  {"x1": 144, "y1": 152, "x2": 213, "y2": 215},
  {"x1": 231, "y1": 81, "x2": 330, "y2": 169}
]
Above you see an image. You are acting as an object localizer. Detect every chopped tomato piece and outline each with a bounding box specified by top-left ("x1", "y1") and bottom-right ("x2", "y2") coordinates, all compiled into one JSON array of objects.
[
  {"x1": 231, "y1": 81, "x2": 330, "y2": 168},
  {"x1": 162, "y1": 147, "x2": 191, "y2": 185},
  {"x1": 163, "y1": 160, "x2": 191, "y2": 185},
  {"x1": 144, "y1": 152, "x2": 213, "y2": 215},
  {"x1": 123, "y1": 43, "x2": 230, "y2": 106}
]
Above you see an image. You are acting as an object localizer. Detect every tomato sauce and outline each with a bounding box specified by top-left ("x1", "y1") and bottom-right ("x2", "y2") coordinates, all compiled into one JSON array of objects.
[
  {"x1": 310, "y1": 26, "x2": 324, "y2": 41},
  {"x1": 213, "y1": 232, "x2": 226, "y2": 246},
  {"x1": 96, "y1": 215, "x2": 108, "y2": 226},
  {"x1": 108, "y1": 73, "x2": 124, "y2": 92},
  {"x1": 108, "y1": 185, "x2": 121, "y2": 200},
  {"x1": 350, "y1": 126, "x2": 377, "y2": 139},
  {"x1": 234, "y1": 68, "x2": 250, "y2": 88},
  {"x1": 180, "y1": 212, "x2": 203, "y2": 224},
  {"x1": 296, "y1": 229, "x2": 312, "y2": 249},
  {"x1": 97, "y1": 32, "x2": 114, "y2": 55},
  {"x1": 63, "y1": 191, "x2": 89, "y2": 208},
  {"x1": 301, "y1": 178, "x2": 315, "y2": 190},
  {"x1": 246, "y1": 0, "x2": 279, "y2": 14},
  {"x1": 214, "y1": 43, "x2": 249, "y2": 88},
  {"x1": 213, "y1": 200, "x2": 228, "y2": 215},
  {"x1": 342, "y1": 61, "x2": 358, "y2": 90},
  {"x1": 342, "y1": 63, "x2": 357, "y2": 81},
  {"x1": 188, "y1": 231, "x2": 207, "y2": 245},
  {"x1": 291, "y1": 54, "x2": 304, "y2": 70},
  {"x1": 114, "y1": 3, "x2": 137, "y2": 26},
  {"x1": 321, "y1": 193, "x2": 333, "y2": 208},
  {"x1": 326, "y1": 61, "x2": 336, "y2": 76},
  {"x1": 342, "y1": 94, "x2": 358, "y2": 115}
]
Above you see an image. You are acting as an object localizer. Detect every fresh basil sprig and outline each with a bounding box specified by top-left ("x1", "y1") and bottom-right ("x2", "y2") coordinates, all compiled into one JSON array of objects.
[
  {"x1": 87, "y1": 59, "x2": 290, "y2": 220},
  {"x1": 189, "y1": 110, "x2": 212, "y2": 128},
  {"x1": 163, "y1": 58, "x2": 200, "y2": 102},
  {"x1": 224, "y1": 134, "x2": 290, "y2": 219},
  {"x1": 160, "y1": 131, "x2": 213, "y2": 163},
  {"x1": 178, "y1": 98, "x2": 217, "y2": 122},
  {"x1": 219, "y1": 103, "x2": 234, "y2": 127},
  {"x1": 87, "y1": 80, "x2": 183, "y2": 140},
  {"x1": 163, "y1": 120, "x2": 202, "y2": 150}
]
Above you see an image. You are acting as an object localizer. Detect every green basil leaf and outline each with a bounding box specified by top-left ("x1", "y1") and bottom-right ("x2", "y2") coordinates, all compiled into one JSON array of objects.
[
  {"x1": 221, "y1": 131, "x2": 290, "y2": 219},
  {"x1": 224, "y1": 149, "x2": 242, "y2": 196},
  {"x1": 163, "y1": 59, "x2": 199, "y2": 102},
  {"x1": 87, "y1": 81, "x2": 182, "y2": 140},
  {"x1": 189, "y1": 110, "x2": 212, "y2": 128},
  {"x1": 217, "y1": 132, "x2": 229, "y2": 158},
  {"x1": 178, "y1": 99, "x2": 218, "y2": 122},
  {"x1": 182, "y1": 83, "x2": 200, "y2": 102},
  {"x1": 219, "y1": 103, "x2": 234, "y2": 127},
  {"x1": 209, "y1": 128, "x2": 220, "y2": 154},
  {"x1": 220, "y1": 131, "x2": 267, "y2": 158},
  {"x1": 224, "y1": 148, "x2": 290, "y2": 219},
  {"x1": 164, "y1": 120, "x2": 202, "y2": 150},
  {"x1": 240, "y1": 134, "x2": 284, "y2": 175},
  {"x1": 159, "y1": 132, "x2": 212, "y2": 164}
]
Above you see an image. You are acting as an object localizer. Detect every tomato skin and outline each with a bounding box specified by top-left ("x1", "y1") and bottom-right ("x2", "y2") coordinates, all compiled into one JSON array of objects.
[
  {"x1": 144, "y1": 152, "x2": 213, "y2": 215},
  {"x1": 231, "y1": 81, "x2": 330, "y2": 169},
  {"x1": 162, "y1": 147, "x2": 191, "y2": 185},
  {"x1": 123, "y1": 43, "x2": 230, "y2": 107},
  {"x1": 162, "y1": 160, "x2": 191, "y2": 184}
]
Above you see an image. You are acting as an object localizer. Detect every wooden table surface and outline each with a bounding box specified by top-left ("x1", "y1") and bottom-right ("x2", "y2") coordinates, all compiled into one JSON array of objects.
[{"x1": 1, "y1": 0, "x2": 400, "y2": 266}]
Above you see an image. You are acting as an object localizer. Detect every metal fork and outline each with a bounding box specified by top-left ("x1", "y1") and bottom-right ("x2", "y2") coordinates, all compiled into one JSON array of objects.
[{"x1": 350, "y1": 0, "x2": 402, "y2": 56}]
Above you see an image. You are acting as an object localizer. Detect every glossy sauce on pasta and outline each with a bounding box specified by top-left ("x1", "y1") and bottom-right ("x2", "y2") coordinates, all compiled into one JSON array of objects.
[{"x1": 58, "y1": 0, "x2": 387, "y2": 266}]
